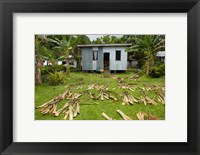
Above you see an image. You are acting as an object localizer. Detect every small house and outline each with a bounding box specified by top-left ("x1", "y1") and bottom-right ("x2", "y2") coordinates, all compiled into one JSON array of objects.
[
  {"x1": 57, "y1": 55, "x2": 77, "y2": 68},
  {"x1": 156, "y1": 51, "x2": 165, "y2": 63},
  {"x1": 77, "y1": 44, "x2": 131, "y2": 73}
]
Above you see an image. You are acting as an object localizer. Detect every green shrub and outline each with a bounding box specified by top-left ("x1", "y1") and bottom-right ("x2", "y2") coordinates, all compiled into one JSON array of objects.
[
  {"x1": 69, "y1": 66, "x2": 78, "y2": 72},
  {"x1": 41, "y1": 66, "x2": 55, "y2": 75},
  {"x1": 54, "y1": 65, "x2": 67, "y2": 72},
  {"x1": 48, "y1": 71, "x2": 65, "y2": 85},
  {"x1": 41, "y1": 65, "x2": 68, "y2": 75},
  {"x1": 41, "y1": 74, "x2": 50, "y2": 83},
  {"x1": 149, "y1": 63, "x2": 165, "y2": 78}
]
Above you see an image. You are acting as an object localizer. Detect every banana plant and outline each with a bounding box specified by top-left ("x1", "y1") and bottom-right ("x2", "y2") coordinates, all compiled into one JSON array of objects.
[
  {"x1": 49, "y1": 36, "x2": 73, "y2": 75},
  {"x1": 127, "y1": 35, "x2": 165, "y2": 76}
]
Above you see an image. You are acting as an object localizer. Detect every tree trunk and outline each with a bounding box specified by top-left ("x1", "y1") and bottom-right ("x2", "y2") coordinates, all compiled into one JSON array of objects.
[
  {"x1": 66, "y1": 59, "x2": 70, "y2": 75},
  {"x1": 146, "y1": 61, "x2": 150, "y2": 76},
  {"x1": 35, "y1": 50, "x2": 43, "y2": 85},
  {"x1": 146, "y1": 54, "x2": 154, "y2": 76},
  {"x1": 77, "y1": 50, "x2": 81, "y2": 71}
]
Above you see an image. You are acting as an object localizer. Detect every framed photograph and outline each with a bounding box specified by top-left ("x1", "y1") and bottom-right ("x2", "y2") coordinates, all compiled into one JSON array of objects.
[{"x1": 0, "y1": 0, "x2": 200, "y2": 154}]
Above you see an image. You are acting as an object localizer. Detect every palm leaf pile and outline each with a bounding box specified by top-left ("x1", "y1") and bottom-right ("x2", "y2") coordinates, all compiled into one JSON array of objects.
[
  {"x1": 37, "y1": 89, "x2": 82, "y2": 120},
  {"x1": 119, "y1": 82, "x2": 137, "y2": 91},
  {"x1": 114, "y1": 77, "x2": 124, "y2": 83},
  {"x1": 87, "y1": 83, "x2": 109, "y2": 90},
  {"x1": 97, "y1": 89, "x2": 117, "y2": 101},
  {"x1": 65, "y1": 82, "x2": 84, "y2": 90},
  {"x1": 102, "y1": 110, "x2": 160, "y2": 120},
  {"x1": 128, "y1": 74, "x2": 140, "y2": 81},
  {"x1": 139, "y1": 91, "x2": 158, "y2": 105},
  {"x1": 37, "y1": 94, "x2": 63, "y2": 115},
  {"x1": 37, "y1": 79, "x2": 164, "y2": 120},
  {"x1": 55, "y1": 98, "x2": 81, "y2": 120},
  {"x1": 121, "y1": 91, "x2": 139, "y2": 105},
  {"x1": 136, "y1": 111, "x2": 160, "y2": 120},
  {"x1": 154, "y1": 91, "x2": 165, "y2": 105}
]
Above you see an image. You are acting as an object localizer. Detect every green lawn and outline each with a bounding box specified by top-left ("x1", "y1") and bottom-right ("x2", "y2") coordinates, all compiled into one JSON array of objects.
[{"x1": 35, "y1": 72, "x2": 165, "y2": 120}]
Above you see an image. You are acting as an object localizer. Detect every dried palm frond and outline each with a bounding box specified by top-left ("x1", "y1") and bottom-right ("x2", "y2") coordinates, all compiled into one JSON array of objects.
[
  {"x1": 121, "y1": 92, "x2": 138, "y2": 105},
  {"x1": 128, "y1": 74, "x2": 140, "y2": 81},
  {"x1": 119, "y1": 83, "x2": 136, "y2": 91},
  {"x1": 155, "y1": 91, "x2": 165, "y2": 105},
  {"x1": 116, "y1": 110, "x2": 132, "y2": 120},
  {"x1": 140, "y1": 91, "x2": 157, "y2": 105},
  {"x1": 96, "y1": 89, "x2": 117, "y2": 101},
  {"x1": 102, "y1": 112, "x2": 113, "y2": 120},
  {"x1": 136, "y1": 111, "x2": 160, "y2": 120}
]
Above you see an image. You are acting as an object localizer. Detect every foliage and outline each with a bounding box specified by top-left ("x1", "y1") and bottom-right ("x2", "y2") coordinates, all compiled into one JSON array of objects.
[
  {"x1": 48, "y1": 71, "x2": 66, "y2": 85},
  {"x1": 71, "y1": 35, "x2": 91, "y2": 71},
  {"x1": 41, "y1": 65, "x2": 67, "y2": 75},
  {"x1": 41, "y1": 66, "x2": 54, "y2": 75},
  {"x1": 48, "y1": 36, "x2": 73, "y2": 75},
  {"x1": 149, "y1": 63, "x2": 165, "y2": 78},
  {"x1": 126, "y1": 35, "x2": 165, "y2": 75},
  {"x1": 35, "y1": 35, "x2": 48, "y2": 85},
  {"x1": 92, "y1": 35, "x2": 127, "y2": 44}
]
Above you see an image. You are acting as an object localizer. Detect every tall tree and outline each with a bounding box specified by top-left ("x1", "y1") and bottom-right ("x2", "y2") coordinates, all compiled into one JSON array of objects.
[
  {"x1": 35, "y1": 35, "x2": 47, "y2": 84},
  {"x1": 72, "y1": 35, "x2": 91, "y2": 71},
  {"x1": 49, "y1": 35, "x2": 73, "y2": 75},
  {"x1": 127, "y1": 35, "x2": 165, "y2": 75}
]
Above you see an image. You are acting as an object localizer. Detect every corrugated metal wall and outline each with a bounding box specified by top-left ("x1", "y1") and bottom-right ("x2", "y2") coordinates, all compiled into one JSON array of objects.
[
  {"x1": 97, "y1": 47, "x2": 103, "y2": 70},
  {"x1": 82, "y1": 47, "x2": 93, "y2": 70},
  {"x1": 103, "y1": 47, "x2": 127, "y2": 70},
  {"x1": 81, "y1": 46, "x2": 128, "y2": 71}
]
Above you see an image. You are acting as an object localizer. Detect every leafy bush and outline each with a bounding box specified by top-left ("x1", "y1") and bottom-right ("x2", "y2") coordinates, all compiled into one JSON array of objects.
[
  {"x1": 149, "y1": 63, "x2": 165, "y2": 78},
  {"x1": 41, "y1": 66, "x2": 55, "y2": 75},
  {"x1": 69, "y1": 66, "x2": 78, "y2": 72},
  {"x1": 48, "y1": 71, "x2": 65, "y2": 85},
  {"x1": 126, "y1": 68, "x2": 143, "y2": 74},
  {"x1": 41, "y1": 65, "x2": 67, "y2": 75},
  {"x1": 54, "y1": 65, "x2": 67, "y2": 72}
]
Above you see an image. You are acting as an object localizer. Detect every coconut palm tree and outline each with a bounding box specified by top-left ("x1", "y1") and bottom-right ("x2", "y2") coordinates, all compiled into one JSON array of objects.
[{"x1": 127, "y1": 35, "x2": 165, "y2": 75}]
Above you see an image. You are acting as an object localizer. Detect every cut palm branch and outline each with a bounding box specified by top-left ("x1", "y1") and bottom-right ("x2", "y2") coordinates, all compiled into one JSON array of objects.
[
  {"x1": 136, "y1": 111, "x2": 160, "y2": 120},
  {"x1": 154, "y1": 91, "x2": 165, "y2": 105},
  {"x1": 119, "y1": 83, "x2": 136, "y2": 91},
  {"x1": 128, "y1": 74, "x2": 140, "y2": 81},
  {"x1": 140, "y1": 91, "x2": 157, "y2": 105},
  {"x1": 116, "y1": 110, "x2": 132, "y2": 120},
  {"x1": 96, "y1": 89, "x2": 117, "y2": 101},
  {"x1": 102, "y1": 112, "x2": 113, "y2": 120},
  {"x1": 121, "y1": 91, "x2": 138, "y2": 105}
]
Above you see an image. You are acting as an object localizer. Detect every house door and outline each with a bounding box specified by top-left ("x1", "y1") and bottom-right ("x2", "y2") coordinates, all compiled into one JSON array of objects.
[{"x1": 104, "y1": 53, "x2": 110, "y2": 70}]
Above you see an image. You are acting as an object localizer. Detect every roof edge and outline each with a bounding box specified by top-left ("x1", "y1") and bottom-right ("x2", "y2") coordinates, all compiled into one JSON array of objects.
[{"x1": 77, "y1": 44, "x2": 132, "y2": 48}]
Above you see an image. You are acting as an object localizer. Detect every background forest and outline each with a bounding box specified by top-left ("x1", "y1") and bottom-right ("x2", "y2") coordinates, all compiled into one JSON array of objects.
[{"x1": 35, "y1": 34, "x2": 165, "y2": 85}]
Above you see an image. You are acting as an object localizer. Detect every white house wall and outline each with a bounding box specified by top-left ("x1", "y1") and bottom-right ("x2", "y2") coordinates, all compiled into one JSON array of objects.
[{"x1": 103, "y1": 47, "x2": 127, "y2": 70}]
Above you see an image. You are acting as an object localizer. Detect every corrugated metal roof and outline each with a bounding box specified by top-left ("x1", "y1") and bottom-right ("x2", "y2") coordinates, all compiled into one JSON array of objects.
[{"x1": 77, "y1": 44, "x2": 132, "y2": 48}]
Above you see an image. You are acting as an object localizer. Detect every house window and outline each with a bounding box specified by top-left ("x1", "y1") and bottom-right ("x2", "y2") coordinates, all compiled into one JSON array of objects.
[
  {"x1": 93, "y1": 50, "x2": 98, "y2": 60},
  {"x1": 62, "y1": 60, "x2": 66, "y2": 65},
  {"x1": 116, "y1": 50, "x2": 121, "y2": 61}
]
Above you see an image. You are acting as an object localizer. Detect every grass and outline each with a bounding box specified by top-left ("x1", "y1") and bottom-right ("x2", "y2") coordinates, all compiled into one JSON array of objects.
[{"x1": 35, "y1": 72, "x2": 165, "y2": 120}]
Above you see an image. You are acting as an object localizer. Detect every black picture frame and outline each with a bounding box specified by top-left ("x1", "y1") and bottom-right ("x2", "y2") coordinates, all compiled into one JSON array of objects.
[{"x1": 0, "y1": 0, "x2": 200, "y2": 154}]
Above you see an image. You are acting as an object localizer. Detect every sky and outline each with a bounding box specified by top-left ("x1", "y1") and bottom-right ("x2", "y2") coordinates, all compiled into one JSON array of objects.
[{"x1": 87, "y1": 35, "x2": 123, "y2": 41}]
